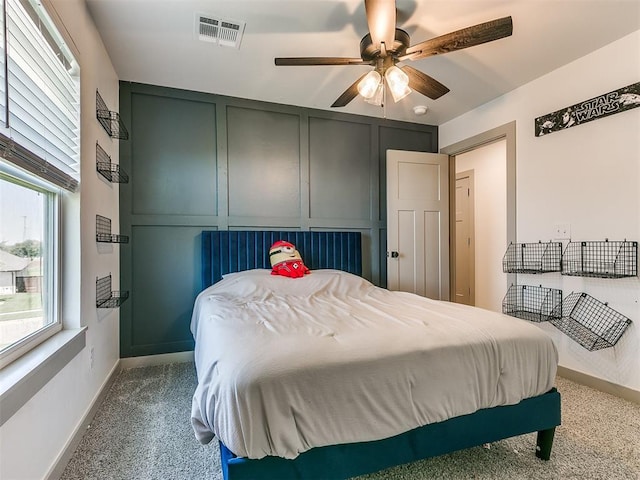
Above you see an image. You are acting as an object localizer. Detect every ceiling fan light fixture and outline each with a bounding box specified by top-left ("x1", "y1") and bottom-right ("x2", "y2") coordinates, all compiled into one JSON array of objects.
[
  {"x1": 385, "y1": 65, "x2": 411, "y2": 103},
  {"x1": 365, "y1": 81, "x2": 384, "y2": 106},
  {"x1": 357, "y1": 70, "x2": 382, "y2": 99},
  {"x1": 275, "y1": 3, "x2": 514, "y2": 110}
]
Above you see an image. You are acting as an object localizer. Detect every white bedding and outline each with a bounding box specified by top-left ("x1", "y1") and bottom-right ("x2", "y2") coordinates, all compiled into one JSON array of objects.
[{"x1": 190, "y1": 269, "x2": 558, "y2": 460}]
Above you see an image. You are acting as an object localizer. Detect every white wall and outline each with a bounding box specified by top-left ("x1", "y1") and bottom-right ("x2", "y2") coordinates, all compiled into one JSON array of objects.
[
  {"x1": 440, "y1": 31, "x2": 640, "y2": 393},
  {"x1": 0, "y1": 0, "x2": 121, "y2": 478},
  {"x1": 456, "y1": 140, "x2": 507, "y2": 312}
]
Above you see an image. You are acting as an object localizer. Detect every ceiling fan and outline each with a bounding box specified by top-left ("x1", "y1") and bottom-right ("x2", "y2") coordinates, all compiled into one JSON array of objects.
[{"x1": 274, "y1": 0, "x2": 513, "y2": 108}]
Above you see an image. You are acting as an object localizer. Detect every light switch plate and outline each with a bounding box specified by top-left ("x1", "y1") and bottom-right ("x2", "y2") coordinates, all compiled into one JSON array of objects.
[{"x1": 554, "y1": 223, "x2": 571, "y2": 240}]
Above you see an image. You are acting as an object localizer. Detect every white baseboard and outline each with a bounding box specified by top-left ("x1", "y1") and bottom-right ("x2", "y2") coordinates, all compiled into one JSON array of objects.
[
  {"x1": 45, "y1": 360, "x2": 121, "y2": 480},
  {"x1": 119, "y1": 351, "x2": 194, "y2": 369},
  {"x1": 557, "y1": 365, "x2": 640, "y2": 405}
]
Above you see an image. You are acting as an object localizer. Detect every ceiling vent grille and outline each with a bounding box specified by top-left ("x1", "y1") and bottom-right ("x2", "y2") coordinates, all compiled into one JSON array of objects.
[{"x1": 196, "y1": 13, "x2": 245, "y2": 48}]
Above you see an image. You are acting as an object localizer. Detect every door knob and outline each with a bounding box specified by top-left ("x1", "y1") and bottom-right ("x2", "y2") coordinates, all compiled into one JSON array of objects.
[{"x1": 390, "y1": 251, "x2": 399, "y2": 258}]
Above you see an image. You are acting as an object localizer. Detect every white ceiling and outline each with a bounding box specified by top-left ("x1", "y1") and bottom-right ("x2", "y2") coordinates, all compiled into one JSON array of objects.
[{"x1": 85, "y1": 0, "x2": 640, "y2": 125}]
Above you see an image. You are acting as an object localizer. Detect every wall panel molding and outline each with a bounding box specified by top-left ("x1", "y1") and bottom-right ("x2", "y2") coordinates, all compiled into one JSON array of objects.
[{"x1": 119, "y1": 81, "x2": 438, "y2": 357}]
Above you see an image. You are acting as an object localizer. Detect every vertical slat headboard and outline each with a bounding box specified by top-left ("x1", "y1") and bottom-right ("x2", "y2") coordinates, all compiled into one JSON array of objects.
[{"x1": 202, "y1": 231, "x2": 362, "y2": 288}]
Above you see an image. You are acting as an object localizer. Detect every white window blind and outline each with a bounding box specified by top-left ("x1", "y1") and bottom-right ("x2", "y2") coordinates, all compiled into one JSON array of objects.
[
  {"x1": 0, "y1": 0, "x2": 80, "y2": 192},
  {"x1": 0, "y1": 4, "x2": 6, "y2": 127}
]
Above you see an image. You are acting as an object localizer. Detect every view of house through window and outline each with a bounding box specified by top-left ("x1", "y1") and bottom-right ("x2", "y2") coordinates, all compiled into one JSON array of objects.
[{"x1": 0, "y1": 175, "x2": 52, "y2": 352}]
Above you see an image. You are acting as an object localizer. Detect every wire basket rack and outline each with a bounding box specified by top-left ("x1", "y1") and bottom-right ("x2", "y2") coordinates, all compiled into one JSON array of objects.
[
  {"x1": 562, "y1": 240, "x2": 637, "y2": 278},
  {"x1": 96, "y1": 274, "x2": 129, "y2": 308},
  {"x1": 550, "y1": 292, "x2": 632, "y2": 351},
  {"x1": 96, "y1": 215, "x2": 129, "y2": 243},
  {"x1": 502, "y1": 284, "x2": 563, "y2": 322},
  {"x1": 96, "y1": 89, "x2": 129, "y2": 140},
  {"x1": 96, "y1": 142, "x2": 128, "y2": 183},
  {"x1": 502, "y1": 241, "x2": 563, "y2": 274}
]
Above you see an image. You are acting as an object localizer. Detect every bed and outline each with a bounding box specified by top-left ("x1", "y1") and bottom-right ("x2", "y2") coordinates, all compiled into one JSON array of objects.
[{"x1": 191, "y1": 230, "x2": 561, "y2": 480}]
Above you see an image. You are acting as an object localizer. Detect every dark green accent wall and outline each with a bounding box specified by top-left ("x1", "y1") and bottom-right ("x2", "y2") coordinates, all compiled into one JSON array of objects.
[{"x1": 119, "y1": 82, "x2": 438, "y2": 357}]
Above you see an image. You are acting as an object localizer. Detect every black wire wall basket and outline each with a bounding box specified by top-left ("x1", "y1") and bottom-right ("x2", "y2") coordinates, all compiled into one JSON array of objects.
[
  {"x1": 96, "y1": 89, "x2": 129, "y2": 140},
  {"x1": 96, "y1": 274, "x2": 129, "y2": 308},
  {"x1": 562, "y1": 240, "x2": 637, "y2": 278},
  {"x1": 502, "y1": 284, "x2": 563, "y2": 323},
  {"x1": 550, "y1": 292, "x2": 632, "y2": 351},
  {"x1": 502, "y1": 241, "x2": 563, "y2": 274},
  {"x1": 96, "y1": 215, "x2": 129, "y2": 243},
  {"x1": 96, "y1": 142, "x2": 128, "y2": 183}
]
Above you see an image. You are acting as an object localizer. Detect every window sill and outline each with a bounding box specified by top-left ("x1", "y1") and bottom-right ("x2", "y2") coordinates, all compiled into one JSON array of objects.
[{"x1": 0, "y1": 327, "x2": 86, "y2": 427}]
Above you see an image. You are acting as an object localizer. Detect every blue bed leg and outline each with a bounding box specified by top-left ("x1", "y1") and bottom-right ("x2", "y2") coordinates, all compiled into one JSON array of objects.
[{"x1": 535, "y1": 427, "x2": 555, "y2": 460}]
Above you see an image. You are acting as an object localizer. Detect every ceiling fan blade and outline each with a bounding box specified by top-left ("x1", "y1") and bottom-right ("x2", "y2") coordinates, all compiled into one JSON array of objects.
[
  {"x1": 331, "y1": 73, "x2": 369, "y2": 107},
  {"x1": 402, "y1": 16, "x2": 513, "y2": 61},
  {"x1": 275, "y1": 57, "x2": 369, "y2": 66},
  {"x1": 402, "y1": 65, "x2": 450, "y2": 100},
  {"x1": 365, "y1": 0, "x2": 397, "y2": 52}
]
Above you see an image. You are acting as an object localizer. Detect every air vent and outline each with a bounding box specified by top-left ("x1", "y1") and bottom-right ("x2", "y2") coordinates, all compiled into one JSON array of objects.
[
  {"x1": 196, "y1": 13, "x2": 245, "y2": 48},
  {"x1": 198, "y1": 16, "x2": 219, "y2": 43}
]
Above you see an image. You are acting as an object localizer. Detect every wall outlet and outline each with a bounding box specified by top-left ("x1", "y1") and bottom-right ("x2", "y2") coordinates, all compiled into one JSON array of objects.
[{"x1": 554, "y1": 223, "x2": 571, "y2": 240}]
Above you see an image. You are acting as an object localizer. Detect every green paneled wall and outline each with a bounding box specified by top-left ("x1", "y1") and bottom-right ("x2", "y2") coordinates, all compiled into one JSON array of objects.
[
  {"x1": 131, "y1": 93, "x2": 218, "y2": 216},
  {"x1": 119, "y1": 82, "x2": 438, "y2": 357},
  {"x1": 227, "y1": 107, "x2": 301, "y2": 218},
  {"x1": 309, "y1": 117, "x2": 372, "y2": 220}
]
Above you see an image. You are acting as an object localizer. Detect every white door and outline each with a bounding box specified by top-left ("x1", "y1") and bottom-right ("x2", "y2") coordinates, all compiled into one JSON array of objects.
[{"x1": 387, "y1": 150, "x2": 449, "y2": 300}]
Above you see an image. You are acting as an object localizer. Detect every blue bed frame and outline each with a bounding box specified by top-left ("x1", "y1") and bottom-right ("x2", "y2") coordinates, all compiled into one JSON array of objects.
[{"x1": 200, "y1": 230, "x2": 561, "y2": 480}]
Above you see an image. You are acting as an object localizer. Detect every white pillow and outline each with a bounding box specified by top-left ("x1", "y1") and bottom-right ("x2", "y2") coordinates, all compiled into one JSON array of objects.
[
  {"x1": 221, "y1": 269, "x2": 271, "y2": 280},
  {"x1": 215, "y1": 268, "x2": 372, "y2": 298}
]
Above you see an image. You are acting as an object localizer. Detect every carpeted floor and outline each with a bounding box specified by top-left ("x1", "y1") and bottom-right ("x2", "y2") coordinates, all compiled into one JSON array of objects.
[{"x1": 60, "y1": 362, "x2": 640, "y2": 480}]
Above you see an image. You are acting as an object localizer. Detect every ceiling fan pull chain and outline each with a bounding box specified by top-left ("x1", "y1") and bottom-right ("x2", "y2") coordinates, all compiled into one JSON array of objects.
[{"x1": 383, "y1": 83, "x2": 387, "y2": 118}]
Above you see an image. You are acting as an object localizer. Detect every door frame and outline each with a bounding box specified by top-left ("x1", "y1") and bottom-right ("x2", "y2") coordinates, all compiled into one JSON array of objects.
[{"x1": 440, "y1": 121, "x2": 517, "y2": 298}]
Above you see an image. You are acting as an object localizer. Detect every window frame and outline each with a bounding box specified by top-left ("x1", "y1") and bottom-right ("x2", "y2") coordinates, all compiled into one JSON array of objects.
[{"x1": 0, "y1": 163, "x2": 61, "y2": 369}]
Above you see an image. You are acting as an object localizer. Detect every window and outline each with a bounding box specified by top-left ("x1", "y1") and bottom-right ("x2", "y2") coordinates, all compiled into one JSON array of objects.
[
  {"x1": 0, "y1": 0, "x2": 79, "y2": 368},
  {"x1": 0, "y1": 169, "x2": 59, "y2": 368}
]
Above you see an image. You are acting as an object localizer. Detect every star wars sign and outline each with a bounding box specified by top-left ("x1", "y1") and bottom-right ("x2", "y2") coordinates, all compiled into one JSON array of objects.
[{"x1": 535, "y1": 82, "x2": 640, "y2": 137}]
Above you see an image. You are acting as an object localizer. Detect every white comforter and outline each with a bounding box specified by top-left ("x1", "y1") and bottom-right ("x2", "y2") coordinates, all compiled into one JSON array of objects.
[{"x1": 190, "y1": 269, "x2": 558, "y2": 460}]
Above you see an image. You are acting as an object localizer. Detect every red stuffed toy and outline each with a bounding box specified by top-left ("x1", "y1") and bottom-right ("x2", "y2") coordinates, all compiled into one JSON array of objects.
[{"x1": 269, "y1": 240, "x2": 310, "y2": 278}]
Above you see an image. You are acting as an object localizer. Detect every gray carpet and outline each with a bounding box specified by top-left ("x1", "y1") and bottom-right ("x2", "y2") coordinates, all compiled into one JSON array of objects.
[{"x1": 60, "y1": 362, "x2": 640, "y2": 480}]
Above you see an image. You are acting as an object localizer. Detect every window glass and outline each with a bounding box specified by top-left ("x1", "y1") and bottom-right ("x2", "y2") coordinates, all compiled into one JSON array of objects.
[{"x1": 0, "y1": 173, "x2": 56, "y2": 359}]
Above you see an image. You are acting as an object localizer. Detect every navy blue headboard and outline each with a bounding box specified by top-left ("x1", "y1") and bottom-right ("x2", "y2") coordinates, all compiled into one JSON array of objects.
[{"x1": 202, "y1": 230, "x2": 362, "y2": 288}]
